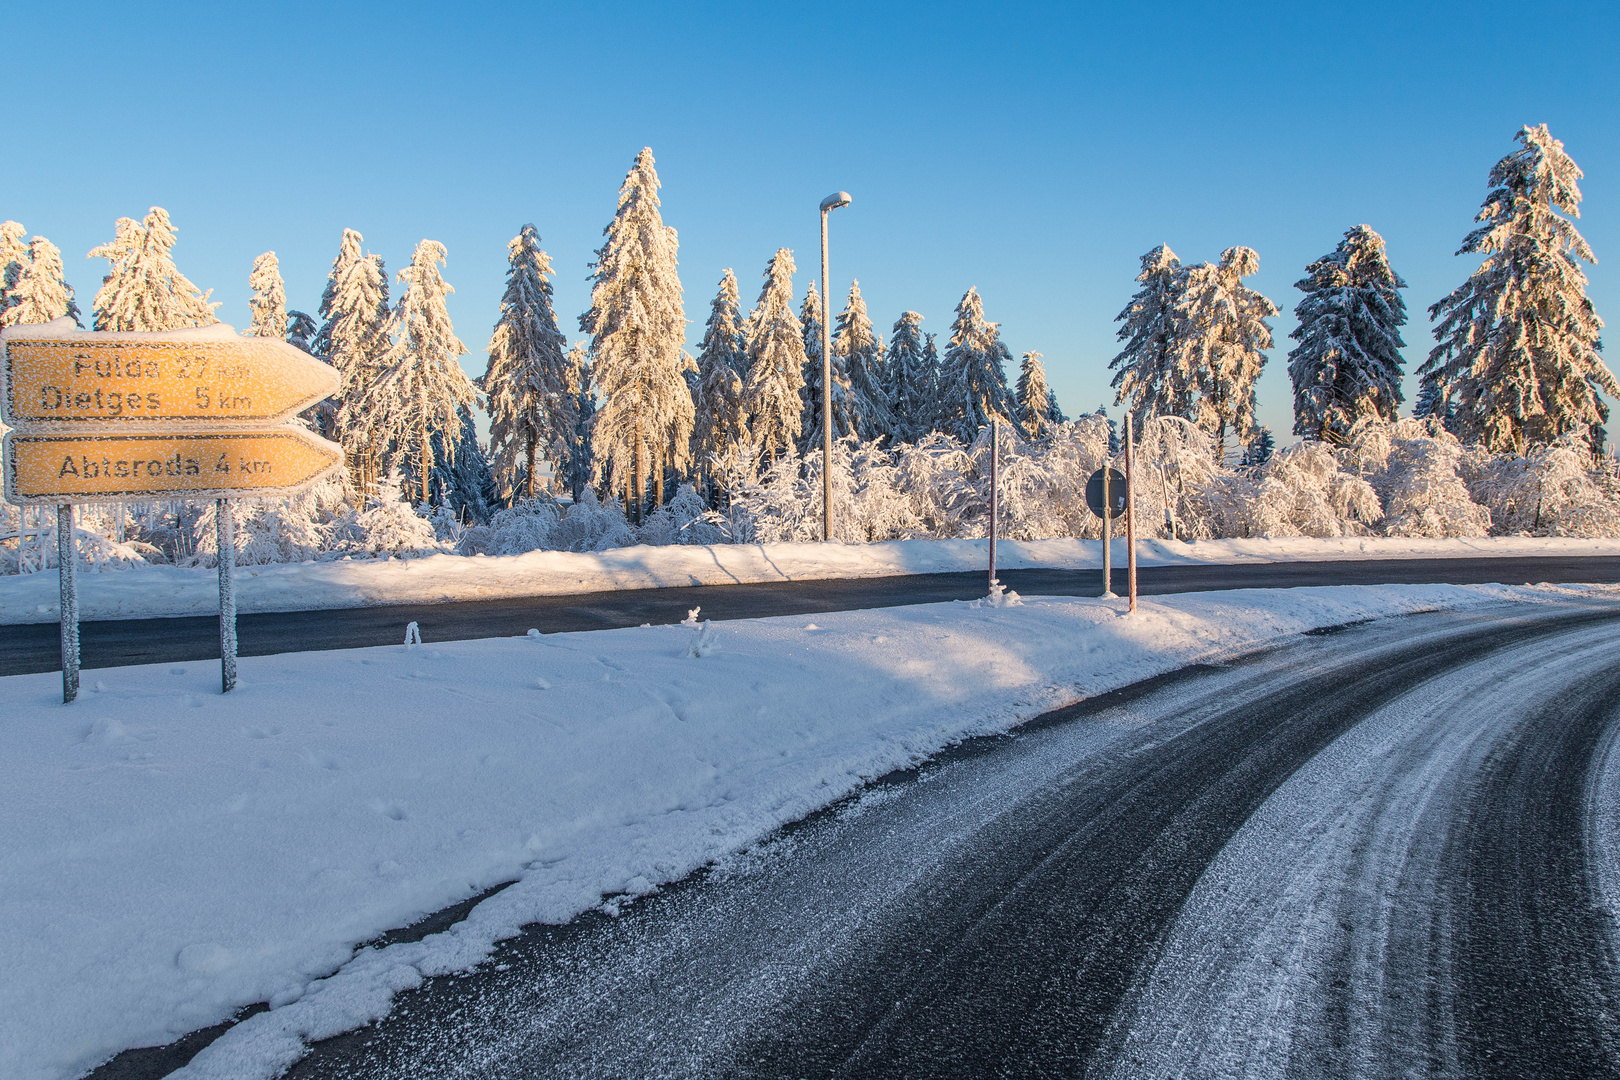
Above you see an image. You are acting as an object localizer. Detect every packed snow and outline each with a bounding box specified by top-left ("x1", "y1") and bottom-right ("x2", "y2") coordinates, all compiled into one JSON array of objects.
[
  {"x1": 3, "y1": 534, "x2": 1620, "y2": 624},
  {"x1": 1, "y1": 582, "x2": 1613, "y2": 1080}
]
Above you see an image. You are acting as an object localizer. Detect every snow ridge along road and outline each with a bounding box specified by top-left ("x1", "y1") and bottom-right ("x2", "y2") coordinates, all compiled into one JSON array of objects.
[{"x1": 255, "y1": 604, "x2": 1620, "y2": 1080}]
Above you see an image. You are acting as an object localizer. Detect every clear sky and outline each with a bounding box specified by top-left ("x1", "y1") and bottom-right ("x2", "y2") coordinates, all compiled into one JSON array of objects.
[{"x1": 6, "y1": 1, "x2": 1617, "y2": 443}]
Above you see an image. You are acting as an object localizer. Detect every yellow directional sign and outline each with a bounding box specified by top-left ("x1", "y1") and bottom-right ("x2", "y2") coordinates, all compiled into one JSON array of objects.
[
  {"x1": 4, "y1": 428, "x2": 343, "y2": 504},
  {"x1": 1, "y1": 334, "x2": 338, "y2": 431}
]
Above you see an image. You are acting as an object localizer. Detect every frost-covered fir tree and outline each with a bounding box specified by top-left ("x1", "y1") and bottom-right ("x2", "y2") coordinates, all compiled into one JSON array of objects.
[
  {"x1": 0, "y1": 236, "x2": 81, "y2": 327},
  {"x1": 885, "y1": 311, "x2": 933, "y2": 443},
  {"x1": 797, "y1": 277, "x2": 852, "y2": 452},
  {"x1": 422, "y1": 407, "x2": 496, "y2": 522},
  {"x1": 367, "y1": 240, "x2": 478, "y2": 505},
  {"x1": 1412, "y1": 375, "x2": 1457, "y2": 430},
  {"x1": 560, "y1": 340, "x2": 596, "y2": 501},
  {"x1": 317, "y1": 230, "x2": 393, "y2": 485},
  {"x1": 1288, "y1": 225, "x2": 1407, "y2": 445},
  {"x1": 1016, "y1": 350, "x2": 1055, "y2": 438},
  {"x1": 1241, "y1": 427, "x2": 1276, "y2": 467},
  {"x1": 581, "y1": 148, "x2": 695, "y2": 519},
  {"x1": 286, "y1": 310, "x2": 317, "y2": 353},
  {"x1": 1173, "y1": 247, "x2": 1277, "y2": 458},
  {"x1": 1095, "y1": 405, "x2": 1120, "y2": 455},
  {"x1": 0, "y1": 221, "x2": 27, "y2": 316},
  {"x1": 921, "y1": 332, "x2": 942, "y2": 433},
  {"x1": 88, "y1": 207, "x2": 219, "y2": 331},
  {"x1": 692, "y1": 268, "x2": 749, "y2": 488},
  {"x1": 480, "y1": 225, "x2": 572, "y2": 500},
  {"x1": 1423, "y1": 124, "x2": 1617, "y2": 454},
  {"x1": 742, "y1": 248, "x2": 808, "y2": 462},
  {"x1": 247, "y1": 252, "x2": 287, "y2": 338},
  {"x1": 833, "y1": 280, "x2": 895, "y2": 442},
  {"x1": 1046, "y1": 387, "x2": 1067, "y2": 424},
  {"x1": 1110, "y1": 244, "x2": 1188, "y2": 426},
  {"x1": 938, "y1": 287, "x2": 1016, "y2": 442}
]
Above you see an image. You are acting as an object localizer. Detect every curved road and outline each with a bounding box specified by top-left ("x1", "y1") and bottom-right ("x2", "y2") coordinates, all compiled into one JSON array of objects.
[
  {"x1": 119, "y1": 602, "x2": 1616, "y2": 1079},
  {"x1": 7, "y1": 555, "x2": 1620, "y2": 675}
]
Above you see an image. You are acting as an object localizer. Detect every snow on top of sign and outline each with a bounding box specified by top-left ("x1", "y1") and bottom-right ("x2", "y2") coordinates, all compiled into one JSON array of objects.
[{"x1": 0, "y1": 318, "x2": 254, "y2": 345}]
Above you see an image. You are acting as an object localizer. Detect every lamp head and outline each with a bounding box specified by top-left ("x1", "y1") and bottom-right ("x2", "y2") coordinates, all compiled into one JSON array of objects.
[{"x1": 819, "y1": 191, "x2": 853, "y2": 212}]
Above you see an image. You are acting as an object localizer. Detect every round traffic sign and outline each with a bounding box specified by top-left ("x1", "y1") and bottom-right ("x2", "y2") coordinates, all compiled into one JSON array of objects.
[{"x1": 1086, "y1": 467, "x2": 1128, "y2": 519}]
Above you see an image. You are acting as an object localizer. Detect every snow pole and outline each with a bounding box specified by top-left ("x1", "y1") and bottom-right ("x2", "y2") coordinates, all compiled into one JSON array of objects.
[
  {"x1": 217, "y1": 499, "x2": 237, "y2": 693},
  {"x1": 58, "y1": 503, "x2": 79, "y2": 704},
  {"x1": 1125, "y1": 413, "x2": 1137, "y2": 614},
  {"x1": 988, "y1": 419, "x2": 999, "y2": 591}
]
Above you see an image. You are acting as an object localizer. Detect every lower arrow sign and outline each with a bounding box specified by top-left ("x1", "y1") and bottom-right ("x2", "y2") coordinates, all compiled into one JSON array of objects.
[{"x1": 4, "y1": 427, "x2": 344, "y2": 503}]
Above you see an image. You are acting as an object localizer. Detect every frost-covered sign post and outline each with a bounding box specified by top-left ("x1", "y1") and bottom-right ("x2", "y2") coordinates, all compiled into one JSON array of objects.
[{"x1": 1, "y1": 319, "x2": 341, "y2": 701}]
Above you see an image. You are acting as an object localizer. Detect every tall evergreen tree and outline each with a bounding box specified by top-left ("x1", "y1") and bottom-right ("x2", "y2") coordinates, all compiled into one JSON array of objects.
[
  {"x1": 480, "y1": 225, "x2": 571, "y2": 501},
  {"x1": 424, "y1": 407, "x2": 497, "y2": 521},
  {"x1": 286, "y1": 310, "x2": 318, "y2": 353},
  {"x1": 1016, "y1": 350, "x2": 1055, "y2": 437},
  {"x1": 1110, "y1": 244, "x2": 1188, "y2": 426},
  {"x1": 318, "y1": 230, "x2": 393, "y2": 485},
  {"x1": 1288, "y1": 225, "x2": 1407, "y2": 445},
  {"x1": 582, "y1": 148, "x2": 695, "y2": 519},
  {"x1": 1, "y1": 236, "x2": 81, "y2": 327},
  {"x1": 1046, "y1": 387, "x2": 1067, "y2": 424},
  {"x1": 742, "y1": 248, "x2": 808, "y2": 462},
  {"x1": 247, "y1": 251, "x2": 287, "y2": 338},
  {"x1": 938, "y1": 287, "x2": 1016, "y2": 443},
  {"x1": 797, "y1": 278, "x2": 852, "y2": 452},
  {"x1": 921, "y1": 332, "x2": 942, "y2": 434},
  {"x1": 833, "y1": 280, "x2": 894, "y2": 442},
  {"x1": 87, "y1": 207, "x2": 219, "y2": 331},
  {"x1": 560, "y1": 340, "x2": 596, "y2": 501},
  {"x1": 368, "y1": 240, "x2": 478, "y2": 505},
  {"x1": 884, "y1": 311, "x2": 932, "y2": 443},
  {"x1": 692, "y1": 268, "x2": 749, "y2": 486},
  {"x1": 1174, "y1": 246, "x2": 1277, "y2": 458},
  {"x1": 0, "y1": 221, "x2": 27, "y2": 317},
  {"x1": 1423, "y1": 124, "x2": 1616, "y2": 454}
]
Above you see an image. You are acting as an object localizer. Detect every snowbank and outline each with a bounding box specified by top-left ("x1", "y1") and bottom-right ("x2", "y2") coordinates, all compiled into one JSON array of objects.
[
  {"x1": 4, "y1": 534, "x2": 1620, "y2": 624},
  {"x1": 3, "y1": 582, "x2": 1614, "y2": 1080}
]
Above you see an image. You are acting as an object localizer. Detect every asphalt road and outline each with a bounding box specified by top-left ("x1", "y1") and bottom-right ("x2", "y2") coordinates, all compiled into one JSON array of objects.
[
  {"x1": 110, "y1": 601, "x2": 1618, "y2": 1079},
  {"x1": 6, "y1": 555, "x2": 1620, "y2": 676}
]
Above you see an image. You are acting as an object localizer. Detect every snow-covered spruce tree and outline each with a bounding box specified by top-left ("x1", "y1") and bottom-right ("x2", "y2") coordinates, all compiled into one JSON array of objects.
[
  {"x1": 742, "y1": 248, "x2": 808, "y2": 462},
  {"x1": 1046, "y1": 387, "x2": 1067, "y2": 423},
  {"x1": 1173, "y1": 246, "x2": 1277, "y2": 459},
  {"x1": 247, "y1": 251, "x2": 287, "y2": 338},
  {"x1": 581, "y1": 148, "x2": 696, "y2": 520},
  {"x1": 797, "y1": 277, "x2": 852, "y2": 453},
  {"x1": 833, "y1": 280, "x2": 895, "y2": 442},
  {"x1": 88, "y1": 208, "x2": 219, "y2": 331},
  {"x1": 1016, "y1": 350, "x2": 1055, "y2": 438},
  {"x1": 692, "y1": 269, "x2": 749, "y2": 494},
  {"x1": 367, "y1": 240, "x2": 478, "y2": 506},
  {"x1": 0, "y1": 221, "x2": 28, "y2": 317},
  {"x1": 921, "y1": 332, "x2": 943, "y2": 432},
  {"x1": 1241, "y1": 426, "x2": 1276, "y2": 468},
  {"x1": 885, "y1": 311, "x2": 933, "y2": 442},
  {"x1": 0, "y1": 236, "x2": 81, "y2": 327},
  {"x1": 286, "y1": 310, "x2": 317, "y2": 352},
  {"x1": 479, "y1": 225, "x2": 572, "y2": 501},
  {"x1": 1287, "y1": 225, "x2": 1407, "y2": 445},
  {"x1": 1094, "y1": 405, "x2": 1120, "y2": 454},
  {"x1": 560, "y1": 340, "x2": 596, "y2": 501},
  {"x1": 1110, "y1": 244, "x2": 1188, "y2": 427},
  {"x1": 422, "y1": 406, "x2": 496, "y2": 522},
  {"x1": 938, "y1": 287, "x2": 1016, "y2": 443},
  {"x1": 1423, "y1": 124, "x2": 1616, "y2": 455},
  {"x1": 318, "y1": 231, "x2": 393, "y2": 487}
]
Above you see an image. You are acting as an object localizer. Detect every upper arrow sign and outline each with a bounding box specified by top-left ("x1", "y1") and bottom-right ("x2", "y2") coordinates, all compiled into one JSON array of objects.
[{"x1": 1, "y1": 322, "x2": 339, "y2": 432}]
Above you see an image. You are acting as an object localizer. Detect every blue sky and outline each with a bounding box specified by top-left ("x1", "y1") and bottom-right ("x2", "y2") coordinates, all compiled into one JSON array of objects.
[{"x1": 6, "y1": 1, "x2": 1617, "y2": 442}]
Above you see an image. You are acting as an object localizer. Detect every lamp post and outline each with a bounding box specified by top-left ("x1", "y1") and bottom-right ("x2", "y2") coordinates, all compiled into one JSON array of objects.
[{"x1": 819, "y1": 190, "x2": 851, "y2": 542}]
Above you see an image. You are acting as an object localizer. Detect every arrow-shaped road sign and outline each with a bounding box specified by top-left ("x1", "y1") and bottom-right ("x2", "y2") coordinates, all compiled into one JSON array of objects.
[
  {"x1": 2, "y1": 331, "x2": 338, "y2": 431},
  {"x1": 4, "y1": 428, "x2": 344, "y2": 504}
]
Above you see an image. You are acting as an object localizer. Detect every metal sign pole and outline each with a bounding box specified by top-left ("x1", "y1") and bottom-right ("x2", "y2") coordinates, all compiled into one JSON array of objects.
[
  {"x1": 988, "y1": 420, "x2": 999, "y2": 591},
  {"x1": 1101, "y1": 465, "x2": 1115, "y2": 598},
  {"x1": 58, "y1": 503, "x2": 79, "y2": 703},
  {"x1": 1125, "y1": 414, "x2": 1138, "y2": 613},
  {"x1": 217, "y1": 498, "x2": 237, "y2": 693}
]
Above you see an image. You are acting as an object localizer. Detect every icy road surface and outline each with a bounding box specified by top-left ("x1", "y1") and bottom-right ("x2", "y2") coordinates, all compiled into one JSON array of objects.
[{"x1": 276, "y1": 605, "x2": 1620, "y2": 1080}]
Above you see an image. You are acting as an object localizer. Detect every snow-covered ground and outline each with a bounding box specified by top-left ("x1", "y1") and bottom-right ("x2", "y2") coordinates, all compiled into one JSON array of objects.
[
  {"x1": 3, "y1": 582, "x2": 1614, "y2": 1080},
  {"x1": 4, "y1": 534, "x2": 1620, "y2": 624}
]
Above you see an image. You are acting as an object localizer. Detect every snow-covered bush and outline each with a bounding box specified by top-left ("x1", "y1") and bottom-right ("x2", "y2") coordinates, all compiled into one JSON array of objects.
[
  {"x1": 324, "y1": 474, "x2": 443, "y2": 558},
  {"x1": 637, "y1": 484, "x2": 734, "y2": 547},
  {"x1": 1349, "y1": 419, "x2": 1492, "y2": 538},
  {"x1": 1236, "y1": 440, "x2": 1381, "y2": 538},
  {"x1": 1465, "y1": 429, "x2": 1620, "y2": 536}
]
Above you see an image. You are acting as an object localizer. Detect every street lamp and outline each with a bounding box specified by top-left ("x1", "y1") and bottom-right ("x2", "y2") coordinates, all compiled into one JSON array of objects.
[{"x1": 819, "y1": 190, "x2": 851, "y2": 542}]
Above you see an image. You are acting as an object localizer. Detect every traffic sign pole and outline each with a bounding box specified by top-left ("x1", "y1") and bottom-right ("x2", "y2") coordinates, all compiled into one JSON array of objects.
[
  {"x1": 1125, "y1": 414, "x2": 1137, "y2": 613},
  {"x1": 58, "y1": 503, "x2": 79, "y2": 703},
  {"x1": 217, "y1": 499, "x2": 237, "y2": 693},
  {"x1": 1101, "y1": 465, "x2": 1115, "y2": 598},
  {"x1": 988, "y1": 420, "x2": 999, "y2": 592}
]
